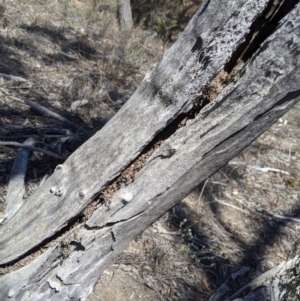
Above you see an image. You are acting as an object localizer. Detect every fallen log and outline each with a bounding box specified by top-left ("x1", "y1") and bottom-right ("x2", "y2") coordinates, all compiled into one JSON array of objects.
[{"x1": 0, "y1": 0, "x2": 299, "y2": 300}]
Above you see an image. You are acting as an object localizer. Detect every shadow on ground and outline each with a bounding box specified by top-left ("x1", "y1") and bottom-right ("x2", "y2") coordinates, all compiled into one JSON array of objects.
[{"x1": 167, "y1": 176, "x2": 300, "y2": 300}]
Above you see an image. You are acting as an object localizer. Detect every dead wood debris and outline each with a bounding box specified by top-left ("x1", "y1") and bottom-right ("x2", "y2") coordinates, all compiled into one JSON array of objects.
[
  {"x1": 0, "y1": 1, "x2": 299, "y2": 300},
  {"x1": 0, "y1": 141, "x2": 64, "y2": 159},
  {"x1": 0, "y1": 73, "x2": 27, "y2": 82},
  {"x1": 0, "y1": 68, "x2": 231, "y2": 274},
  {"x1": 227, "y1": 255, "x2": 300, "y2": 301},
  {"x1": 100, "y1": 70, "x2": 229, "y2": 207},
  {"x1": 25, "y1": 100, "x2": 80, "y2": 130},
  {"x1": 0, "y1": 138, "x2": 35, "y2": 224}
]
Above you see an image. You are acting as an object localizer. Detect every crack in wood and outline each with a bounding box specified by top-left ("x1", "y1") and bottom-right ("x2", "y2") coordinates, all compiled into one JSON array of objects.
[
  {"x1": 84, "y1": 209, "x2": 146, "y2": 231},
  {"x1": 191, "y1": 36, "x2": 203, "y2": 53},
  {"x1": 110, "y1": 230, "x2": 116, "y2": 242},
  {"x1": 1, "y1": 0, "x2": 298, "y2": 276},
  {"x1": 225, "y1": 0, "x2": 299, "y2": 80},
  {"x1": 97, "y1": 0, "x2": 299, "y2": 211},
  {"x1": 97, "y1": 70, "x2": 230, "y2": 209},
  {"x1": 253, "y1": 89, "x2": 300, "y2": 121}
]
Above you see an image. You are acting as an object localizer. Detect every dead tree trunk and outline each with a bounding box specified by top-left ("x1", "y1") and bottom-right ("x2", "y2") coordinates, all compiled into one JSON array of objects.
[
  {"x1": 118, "y1": 0, "x2": 133, "y2": 30},
  {"x1": 0, "y1": 0, "x2": 300, "y2": 300}
]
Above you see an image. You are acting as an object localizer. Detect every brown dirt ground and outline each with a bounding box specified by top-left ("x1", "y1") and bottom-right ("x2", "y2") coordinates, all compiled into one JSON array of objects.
[{"x1": 0, "y1": 1, "x2": 299, "y2": 300}]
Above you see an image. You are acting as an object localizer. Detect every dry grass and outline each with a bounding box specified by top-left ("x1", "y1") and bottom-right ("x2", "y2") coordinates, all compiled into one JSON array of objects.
[
  {"x1": 0, "y1": 0, "x2": 164, "y2": 202},
  {"x1": 91, "y1": 103, "x2": 299, "y2": 300},
  {"x1": 0, "y1": 0, "x2": 299, "y2": 300}
]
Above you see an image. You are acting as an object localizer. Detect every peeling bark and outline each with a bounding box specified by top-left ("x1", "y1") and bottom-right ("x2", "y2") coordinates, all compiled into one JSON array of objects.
[{"x1": 0, "y1": 138, "x2": 35, "y2": 224}]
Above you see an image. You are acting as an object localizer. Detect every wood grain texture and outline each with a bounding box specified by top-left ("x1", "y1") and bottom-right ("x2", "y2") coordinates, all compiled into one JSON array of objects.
[
  {"x1": 0, "y1": 0, "x2": 300, "y2": 300},
  {"x1": 0, "y1": 0, "x2": 268, "y2": 265}
]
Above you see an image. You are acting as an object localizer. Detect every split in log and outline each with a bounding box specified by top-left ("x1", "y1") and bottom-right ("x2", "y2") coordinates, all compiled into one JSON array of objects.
[{"x1": 0, "y1": 0, "x2": 300, "y2": 300}]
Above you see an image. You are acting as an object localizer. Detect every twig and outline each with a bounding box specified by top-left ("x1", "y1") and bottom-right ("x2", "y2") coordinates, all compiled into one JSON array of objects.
[
  {"x1": 0, "y1": 87, "x2": 25, "y2": 103},
  {"x1": 248, "y1": 166, "x2": 290, "y2": 176},
  {"x1": 208, "y1": 180, "x2": 227, "y2": 186},
  {"x1": 197, "y1": 179, "x2": 208, "y2": 214},
  {"x1": 1, "y1": 124, "x2": 69, "y2": 132},
  {"x1": 0, "y1": 73, "x2": 27, "y2": 82},
  {"x1": 0, "y1": 141, "x2": 64, "y2": 159},
  {"x1": 214, "y1": 198, "x2": 251, "y2": 215},
  {"x1": 216, "y1": 198, "x2": 300, "y2": 223},
  {"x1": 256, "y1": 208, "x2": 300, "y2": 223},
  {"x1": 229, "y1": 161, "x2": 290, "y2": 176},
  {"x1": 0, "y1": 134, "x2": 72, "y2": 140},
  {"x1": 24, "y1": 100, "x2": 80, "y2": 130},
  {"x1": 0, "y1": 87, "x2": 9, "y2": 95}
]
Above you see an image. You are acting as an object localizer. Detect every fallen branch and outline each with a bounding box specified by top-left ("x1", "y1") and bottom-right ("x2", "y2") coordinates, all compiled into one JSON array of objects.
[
  {"x1": 214, "y1": 198, "x2": 251, "y2": 216},
  {"x1": 229, "y1": 161, "x2": 290, "y2": 176},
  {"x1": 24, "y1": 100, "x2": 80, "y2": 130},
  {"x1": 215, "y1": 198, "x2": 300, "y2": 224},
  {"x1": 256, "y1": 208, "x2": 300, "y2": 223},
  {"x1": 0, "y1": 138, "x2": 35, "y2": 224},
  {"x1": 248, "y1": 166, "x2": 290, "y2": 176},
  {"x1": 0, "y1": 141, "x2": 64, "y2": 159},
  {"x1": 0, "y1": 73, "x2": 27, "y2": 82},
  {"x1": 0, "y1": 1, "x2": 299, "y2": 300}
]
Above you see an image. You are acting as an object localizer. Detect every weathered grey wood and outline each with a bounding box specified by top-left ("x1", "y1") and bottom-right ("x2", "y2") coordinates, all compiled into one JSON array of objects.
[
  {"x1": 0, "y1": 72, "x2": 27, "y2": 82},
  {"x1": 118, "y1": 0, "x2": 133, "y2": 30},
  {"x1": 228, "y1": 255, "x2": 300, "y2": 301},
  {"x1": 25, "y1": 100, "x2": 80, "y2": 130},
  {"x1": 0, "y1": 1, "x2": 300, "y2": 300},
  {"x1": 0, "y1": 138, "x2": 35, "y2": 224},
  {"x1": 0, "y1": 0, "x2": 270, "y2": 265},
  {"x1": 0, "y1": 141, "x2": 63, "y2": 159}
]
